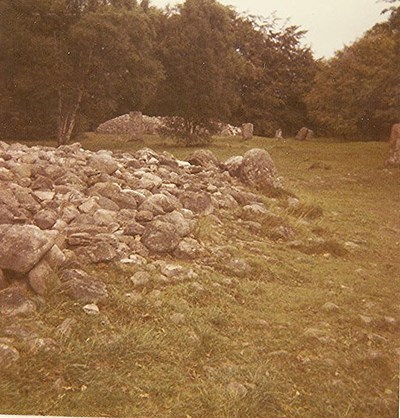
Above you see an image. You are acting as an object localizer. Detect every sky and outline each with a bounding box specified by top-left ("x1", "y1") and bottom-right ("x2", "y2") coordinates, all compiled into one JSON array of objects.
[{"x1": 150, "y1": 0, "x2": 388, "y2": 58}]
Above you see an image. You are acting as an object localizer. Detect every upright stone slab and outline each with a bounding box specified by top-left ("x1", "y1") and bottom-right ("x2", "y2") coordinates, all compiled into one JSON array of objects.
[
  {"x1": 296, "y1": 127, "x2": 313, "y2": 141},
  {"x1": 385, "y1": 123, "x2": 400, "y2": 167},
  {"x1": 129, "y1": 111, "x2": 144, "y2": 141},
  {"x1": 241, "y1": 123, "x2": 254, "y2": 140},
  {"x1": 275, "y1": 129, "x2": 283, "y2": 139}
]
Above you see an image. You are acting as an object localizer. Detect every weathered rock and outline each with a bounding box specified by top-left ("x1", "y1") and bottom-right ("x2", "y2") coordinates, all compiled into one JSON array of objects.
[
  {"x1": 240, "y1": 149, "x2": 281, "y2": 192},
  {"x1": 61, "y1": 269, "x2": 108, "y2": 303},
  {"x1": 54, "y1": 318, "x2": 76, "y2": 341},
  {"x1": 129, "y1": 111, "x2": 145, "y2": 141},
  {"x1": 43, "y1": 245, "x2": 66, "y2": 269},
  {"x1": 0, "y1": 225, "x2": 57, "y2": 273},
  {"x1": 0, "y1": 269, "x2": 7, "y2": 290},
  {"x1": 174, "y1": 238, "x2": 203, "y2": 259},
  {"x1": 385, "y1": 123, "x2": 400, "y2": 166},
  {"x1": 0, "y1": 287, "x2": 37, "y2": 316},
  {"x1": 0, "y1": 205, "x2": 15, "y2": 224},
  {"x1": 77, "y1": 242, "x2": 118, "y2": 264},
  {"x1": 79, "y1": 198, "x2": 100, "y2": 214},
  {"x1": 123, "y1": 222, "x2": 145, "y2": 237},
  {"x1": 0, "y1": 343, "x2": 20, "y2": 367},
  {"x1": 139, "y1": 193, "x2": 180, "y2": 215},
  {"x1": 186, "y1": 149, "x2": 220, "y2": 169},
  {"x1": 159, "y1": 211, "x2": 192, "y2": 237},
  {"x1": 180, "y1": 191, "x2": 214, "y2": 215},
  {"x1": 136, "y1": 210, "x2": 154, "y2": 223},
  {"x1": 141, "y1": 221, "x2": 181, "y2": 254},
  {"x1": 241, "y1": 123, "x2": 254, "y2": 140},
  {"x1": 224, "y1": 156, "x2": 243, "y2": 178},
  {"x1": 275, "y1": 128, "x2": 283, "y2": 139},
  {"x1": 83, "y1": 303, "x2": 100, "y2": 315},
  {"x1": 33, "y1": 209, "x2": 58, "y2": 230},
  {"x1": 296, "y1": 127, "x2": 313, "y2": 141},
  {"x1": 226, "y1": 258, "x2": 252, "y2": 278},
  {"x1": 88, "y1": 153, "x2": 119, "y2": 175},
  {"x1": 130, "y1": 271, "x2": 151, "y2": 287},
  {"x1": 138, "y1": 173, "x2": 163, "y2": 190},
  {"x1": 28, "y1": 259, "x2": 55, "y2": 295}
]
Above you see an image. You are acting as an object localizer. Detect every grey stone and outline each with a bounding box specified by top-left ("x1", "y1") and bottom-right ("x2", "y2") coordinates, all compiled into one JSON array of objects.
[
  {"x1": 241, "y1": 123, "x2": 254, "y2": 140},
  {"x1": 180, "y1": 191, "x2": 213, "y2": 215},
  {"x1": 240, "y1": 148, "x2": 281, "y2": 192},
  {"x1": 141, "y1": 221, "x2": 181, "y2": 254},
  {"x1": 159, "y1": 211, "x2": 192, "y2": 237},
  {"x1": 186, "y1": 149, "x2": 220, "y2": 168},
  {"x1": 88, "y1": 153, "x2": 119, "y2": 175},
  {"x1": 174, "y1": 238, "x2": 202, "y2": 259},
  {"x1": 0, "y1": 269, "x2": 7, "y2": 290},
  {"x1": 0, "y1": 225, "x2": 57, "y2": 273},
  {"x1": 28, "y1": 259, "x2": 55, "y2": 295},
  {"x1": 130, "y1": 271, "x2": 151, "y2": 287},
  {"x1": 0, "y1": 343, "x2": 20, "y2": 367},
  {"x1": 224, "y1": 156, "x2": 243, "y2": 178},
  {"x1": 34, "y1": 209, "x2": 58, "y2": 230},
  {"x1": 0, "y1": 287, "x2": 37, "y2": 316},
  {"x1": 129, "y1": 111, "x2": 145, "y2": 141},
  {"x1": 61, "y1": 269, "x2": 108, "y2": 303},
  {"x1": 386, "y1": 123, "x2": 400, "y2": 166},
  {"x1": 296, "y1": 127, "x2": 313, "y2": 141}
]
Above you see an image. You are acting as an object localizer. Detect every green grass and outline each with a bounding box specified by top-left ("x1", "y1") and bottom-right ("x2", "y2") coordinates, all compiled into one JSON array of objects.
[{"x1": 0, "y1": 134, "x2": 399, "y2": 417}]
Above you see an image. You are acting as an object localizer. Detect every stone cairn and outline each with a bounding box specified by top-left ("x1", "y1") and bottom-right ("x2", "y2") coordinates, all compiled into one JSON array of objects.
[
  {"x1": 385, "y1": 123, "x2": 400, "y2": 167},
  {"x1": 295, "y1": 127, "x2": 314, "y2": 141},
  {"x1": 0, "y1": 141, "x2": 282, "y2": 312},
  {"x1": 241, "y1": 123, "x2": 254, "y2": 140},
  {"x1": 96, "y1": 114, "x2": 241, "y2": 137}
]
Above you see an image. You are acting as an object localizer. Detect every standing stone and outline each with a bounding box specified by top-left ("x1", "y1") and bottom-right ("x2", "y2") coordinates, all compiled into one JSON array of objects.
[
  {"x1": 386, "y1": 123, "x2": 400, "y2": 167},
  {"x1": 0, "y1": 269, "x2": 7, "y2": 290},
  {"x1": 296, "y1": 127, "x2": 313, "y2": 141},
  {"x1": 275, "y1": 129, "x2": 283, "y2": 139},
  {"x1": 129, "y1": 111, "x2": 144, "y2": 141},
  {"x1": 241, "y1": 123, "x2": 254, "y2": 140}
]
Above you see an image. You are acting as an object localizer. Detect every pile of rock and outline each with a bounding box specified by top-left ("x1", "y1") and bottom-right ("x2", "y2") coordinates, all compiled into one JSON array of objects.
[
  {"x1": 96, "y1": 114, "x2": 242, "y2": 137},
  {"x1": 0, "y1": 141, "x2": 282, "y2": 303}
]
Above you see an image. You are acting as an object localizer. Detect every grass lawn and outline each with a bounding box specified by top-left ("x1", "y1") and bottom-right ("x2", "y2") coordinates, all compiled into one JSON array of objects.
[{"x1": 0, "y1": 133, "x2": 399, "y2": 417}]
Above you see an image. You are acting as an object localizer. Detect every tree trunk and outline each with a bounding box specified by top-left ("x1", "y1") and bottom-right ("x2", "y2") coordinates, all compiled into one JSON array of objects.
[{"x1": 57, "y1": 88, "x2": 84, "y2": 146}]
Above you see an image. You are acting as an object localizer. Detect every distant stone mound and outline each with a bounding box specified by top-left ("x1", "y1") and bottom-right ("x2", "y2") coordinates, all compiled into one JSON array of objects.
[{"x1": 96, "y1": 114, "x2": 241, "y2": 137}]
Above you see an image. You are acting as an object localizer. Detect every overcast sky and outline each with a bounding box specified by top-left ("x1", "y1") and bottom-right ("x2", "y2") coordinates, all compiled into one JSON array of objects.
[{"x1": 150, "y1": 0, "x2": 388, "y2": 58}]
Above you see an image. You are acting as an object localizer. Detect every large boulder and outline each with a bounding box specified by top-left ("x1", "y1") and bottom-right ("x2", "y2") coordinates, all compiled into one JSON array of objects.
[
  {"x1": 141, "y1": 220, "x2": 181, "y2": 254},
  {"x1": 0, "y1": 287, "x2": 37, "y2": 316},
  {"x1": 295, "y1": 127, "x2": 313, "y2": 141},
  {"x1": 239, "y1": 149, "x2": 281, "y2": 192},
  {"x1": 186, "y1": 149, "x2": 220, "y2": 169},
  {"x1": 386, "y1": 123, "x2": 400, "y2": 167},
  {"x1": 61, "y1": 269, "x2": 108, "y2": 303},
  {"x1": 0, "y1": 225, "x2": 57, "y2": 273}
]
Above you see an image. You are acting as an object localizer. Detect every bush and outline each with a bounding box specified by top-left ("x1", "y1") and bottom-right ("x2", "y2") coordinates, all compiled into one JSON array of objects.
[{"x1": 159, "y1": 117, "x2": 218, "y2": 146}]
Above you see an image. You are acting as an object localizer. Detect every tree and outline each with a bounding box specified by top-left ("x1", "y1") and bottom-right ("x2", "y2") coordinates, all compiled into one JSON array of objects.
[
  {"x1": 0, "y1": 0, "x2": 163, "y2": 144},
  {"x1": 150, "y1": 0, "x2": 240, "y2": 143},
  {"x1": 306, "y1": 11, "x2": 399, "y2": 140},
  {"x1": 232, "y1": 15, "x2": 317, "y2": 136}
]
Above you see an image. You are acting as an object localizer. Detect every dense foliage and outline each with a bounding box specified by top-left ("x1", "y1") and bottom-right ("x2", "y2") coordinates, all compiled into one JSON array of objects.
[
  {"x1": 306, "y1": 5, "x2": 400, "y2": 140},
  {"x1": 0, "y1": 0, "x2": 398, "y2": 143}
]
